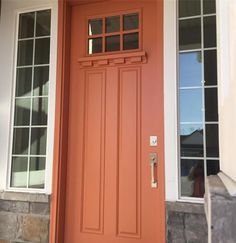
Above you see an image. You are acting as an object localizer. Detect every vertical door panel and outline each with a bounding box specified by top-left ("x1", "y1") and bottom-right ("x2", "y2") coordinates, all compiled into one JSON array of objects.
[
  {"x1": 81, "y1": 70, "x2": 106, "y2": 233},
  {"x1": 117, "y1": 67, "x2": 141, "y2": 238}
]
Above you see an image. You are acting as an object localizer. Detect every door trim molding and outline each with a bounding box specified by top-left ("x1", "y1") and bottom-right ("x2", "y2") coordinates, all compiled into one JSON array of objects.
[
  {"x1": 50, "y1": 2, "x2": 111, "y2": 242},
  {"x1": 50, "y1": 1, "x2": 71, "y2": 242}
]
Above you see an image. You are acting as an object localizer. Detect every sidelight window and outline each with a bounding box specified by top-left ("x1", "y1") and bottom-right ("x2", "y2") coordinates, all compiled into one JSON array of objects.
[
  {"x1": 10, "y1": 10, "x2": 51, "y2": 190},
  {"x1": 88, "y1": 11, "x2": 141, "y2": 54},
  {"x1": 178, "y1": 0, "x2": 219, "y2": 199}
]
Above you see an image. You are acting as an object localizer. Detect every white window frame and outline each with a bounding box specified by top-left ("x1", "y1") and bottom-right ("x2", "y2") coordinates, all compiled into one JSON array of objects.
[
  {"x1": 0, "y1": 1, "x2": 57, "y2": 194},
  {"x1": 164, "y1": 0, "x2": 219, "y2": 203},
  {"x1": 164, "y1": 0, "x2": 179, "y2": 202}
]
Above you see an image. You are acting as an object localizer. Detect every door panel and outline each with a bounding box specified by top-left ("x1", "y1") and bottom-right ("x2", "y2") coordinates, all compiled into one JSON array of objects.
[
  {"x1": 117, "y1": 67, "x2": 141, "y2": 238},
  {"x1": 64, "y1": 1, "x2": 165, "y2": 243},
  {"x1": 81, "y1": 69, "x2": 106, "y2": 234}
]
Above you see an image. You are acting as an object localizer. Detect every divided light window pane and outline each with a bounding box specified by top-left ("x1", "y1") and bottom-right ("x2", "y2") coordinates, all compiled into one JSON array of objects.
[
  {"x1": 179, "y1": 52, "x2": 202, "y2": 87},
  {"x1": 88, "y1": 12, "x2": 140, "y2": 54},
  {"x1": 179, "y1": 18, "x2": 201, "y2": 50},
  {"x1": 179, "y1": 0, "x2": 201, "y2": 18},
  {"x1": 10, "y1": 10, "x2": 51, "y2": 190},
  {"x1": 178, "y1": 0, "x2": 219, "y2": 199}
]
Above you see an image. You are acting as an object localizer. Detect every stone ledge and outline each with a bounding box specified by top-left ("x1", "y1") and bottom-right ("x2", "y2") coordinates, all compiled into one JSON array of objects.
[
  {"x1": 166, "y1": 201, "x2": 205, "y2": 215},
  {"x1": 166, "y1": 201, "x2": 208, "y2": 243},
  {"x1": 205, "y1": 175, "x2": 236, "y2": 243},
  {"x1": 0, "y1": 191, "x2": 50, "y2": 203}
]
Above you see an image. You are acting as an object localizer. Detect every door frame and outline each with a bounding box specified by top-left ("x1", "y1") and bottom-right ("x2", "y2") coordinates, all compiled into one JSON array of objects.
[{"x1": 50, "y1": 1, "x2": 165, "y2": 242}]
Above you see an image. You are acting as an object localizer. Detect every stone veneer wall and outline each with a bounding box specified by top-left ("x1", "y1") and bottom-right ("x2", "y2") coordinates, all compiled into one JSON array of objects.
[
  {"x1": 166, "y1": 201, "x2": 208, "y2": 243},
  {"x1": 0, "y1": 192, "x2": 207, "y2": 243},
  {"x1": 0, "y1": 192, "x2": 50, "y2": 243}
]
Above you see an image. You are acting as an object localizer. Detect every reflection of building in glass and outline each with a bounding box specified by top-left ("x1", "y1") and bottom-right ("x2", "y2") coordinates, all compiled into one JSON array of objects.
[{"x1": 181, "y1": 129, "x2": 203, "y2": 157}]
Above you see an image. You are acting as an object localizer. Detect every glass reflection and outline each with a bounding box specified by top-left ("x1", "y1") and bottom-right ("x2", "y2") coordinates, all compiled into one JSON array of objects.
[
  {"x1": 12, "y1": 128, "x2": 29, "y2": 155},
  {"x1": 204, "y1": 16, "x2": 216, "y2": 48},
  {"x1": 11, "y1": 157, "x2": 28, "y2": 188},
  {"x1": 14, "y1": 98, "x2": 31, "y2": 126},
  {"x1": 203, "y1": 0, "x2": 216, "y2": 14},
  {"x1": 205, "y1": 88, "x2": 218, "y2": 122},
  {"x1": 17, "y1": 40, "x2": 33, "y2": 66},
  {"x1": 34, "y1": 38, "x2": 50, "y2": 64},
  {"x1": 18, "y1": 12, "x2": 35, "y2": 39},
  {"x1": 105, "y1": 16, "x2": 120, "y2": 33},
  {"x1": 36, "y1": 10, "x2": 51, "y2": 37},
  {"x1": 179, "y1": 52, "x2": 202, "y2": 87},
  {"x1": 30, "y1": 128, "x2": 47, "y2": 155},
  {"x1": 123, "y1": 33, "x2": 139, "y2": 50},
  {"x1": 32, "y1": 97, "x2": 48, "y2": 125},
  {"x1": 29, "y1": 157, "x2": 46, "y2": 188},
  {"x1": 105, "y1": 35, "x2": 120, "y2": 52},
  {"x1": 123, "y1": 13, "x2": 139, "y2": 31},
  {"x1": 180, "y1": 124, "x2": 203, "y2": 157},
  {"x1": 88, "y1": 19, "x2": 103, "y2": 36},
  {"x1": 88, "y1": 38, "x2": 103, "y2": 54},
  {"x1": 204, "y1": 50, "x2": 217, "y2": 86},
  {"x1": 181, "y1": 159, "x2": 204, "y2": 198},
  {"x1": 33, "y1": 66, "x2": 49, "y2": 96},
  {"x1": 16, "y1": 68, "x2": 32, "y2": 97},
  {"x1": 179, "y1": 18, "x2": 201, "y2": 50},
  {"x1": 206, "y1": 124, "x2": 219, "y2": 157},
  {"x1": 207, "y1": 160, "x2": 219, "y2": 175},
  {"x1": 180, "y1": 89, "x2": 203, "y2": 123},
  {"x1": 179, "y1": 0, "x2": 201, "y2": 18}
]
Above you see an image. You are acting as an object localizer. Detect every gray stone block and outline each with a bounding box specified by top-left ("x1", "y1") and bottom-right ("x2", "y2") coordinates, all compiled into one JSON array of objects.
[
  {"x1": 0, "y1": 212, "x2": 17, "y2": 240},
  {"x1": 0, "y1": 192, "x2": 49, "y2": 203},
  {"x1": 185, "y1": 213, "x2": 207, "y2": 243},
  {"x1": 16, "y1": 215, "x2": 49, "y2": 243},
  {"x1": 30, "y1": 203, "x2": 50, "y2": 215},
  {"x1": 166, "y1": 202, "x2": 208, "y2": 243},
  {"x1": 0, "y1": 200, "x2": 29, "y2": 214},
  {"x1": 166, "y1": 201, "x2": 205, "y2": 215},
  {"x1": 167, "y1": 211, "x2": 184, "y2": 228}
]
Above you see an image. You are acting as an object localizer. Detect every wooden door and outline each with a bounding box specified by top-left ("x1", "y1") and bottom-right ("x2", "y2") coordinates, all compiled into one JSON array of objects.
[{"x1": 64, "y1": 1, "x2": 165, "y2": 242}]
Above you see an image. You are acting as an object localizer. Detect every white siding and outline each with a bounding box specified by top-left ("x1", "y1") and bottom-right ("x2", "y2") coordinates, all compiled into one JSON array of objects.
[{"x1": 217, "y1": 0, "x2": 236, "y2": 183}]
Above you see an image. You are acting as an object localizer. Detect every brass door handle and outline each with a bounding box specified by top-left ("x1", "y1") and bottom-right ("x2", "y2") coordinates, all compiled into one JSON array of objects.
[{"x1": 149, "y1": 153, "x2": 157, "y2": 188}]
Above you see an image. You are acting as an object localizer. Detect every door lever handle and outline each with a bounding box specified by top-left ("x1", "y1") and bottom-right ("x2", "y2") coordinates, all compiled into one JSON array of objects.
[{"x1": 149, "y1": 153, "x2": 157, "y2": 188}]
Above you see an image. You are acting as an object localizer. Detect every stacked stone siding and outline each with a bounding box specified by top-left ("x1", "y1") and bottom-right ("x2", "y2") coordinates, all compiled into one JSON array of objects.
[
  {"x1": 166, "y1": 202, "x2": 208, "y2": 243},
  {"x1": 0, "y1": 192, "x2": 50, "y2": 243}
]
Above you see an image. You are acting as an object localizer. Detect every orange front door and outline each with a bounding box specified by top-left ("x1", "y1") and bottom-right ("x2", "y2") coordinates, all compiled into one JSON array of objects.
[{"x1": 64, "y1": 1, "x2": 165, "y2": 242}]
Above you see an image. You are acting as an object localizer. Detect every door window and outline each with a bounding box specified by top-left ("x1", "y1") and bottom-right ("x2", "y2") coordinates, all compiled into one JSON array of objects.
[{"x1": 88, "y1": 11, "x2": 140, "y2": 54}]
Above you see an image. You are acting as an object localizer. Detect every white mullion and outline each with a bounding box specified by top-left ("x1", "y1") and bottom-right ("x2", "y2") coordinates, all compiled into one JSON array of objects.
[
  {"x1": 179, "y1": 86, "x2": 202, "y2": 90},
  {"x1": 12, "y1": 154, "x2": 47, "y2": 158},
  {"x1": 15, "y1": 95, "x2": 48, "y2": 99},
  {"x1": 205, "y1": 121, "x2": 218, "y2": 125},
  {"x1": 204, "y1": 85, "x2": 218, "y2": 89},
  {"x1": 26, "y1": 11, "x2": 37, "y2": 189},
  {"x1": 17, "y1": 64, "x2": 50, "y2": 69},
  {"x1": 203, "y1": 47, "x2": 217, "y2": 51},
  {"x1": 14, "y1": 125, "x2": 47, "y2": 128},
  {"x1": 18, "y1": 35, "x2": 51, "y2": 42},
  {"x1": 181, "y1": 157, "x2": 204, "y2": 160},
  {"x1": 179, "y1": 13, "x2": 216, "y2": 21},
  {"x1": 179, "y1": 48, "x2": 202, "y2": 53},
  {"x1": 180, "y1": 122, "x2": 203, "y2": 125},
  {"x1": 200, "y1": 0, "x2": 208, "y2": 180}
]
